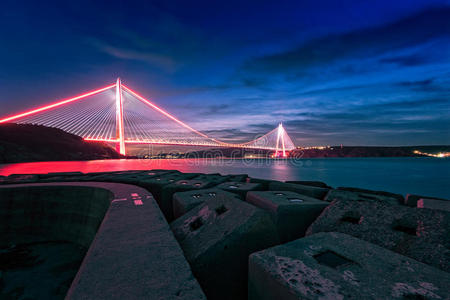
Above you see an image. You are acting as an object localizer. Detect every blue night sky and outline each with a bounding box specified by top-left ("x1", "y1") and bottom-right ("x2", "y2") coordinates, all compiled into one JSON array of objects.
[{"x1": 0, "y1": 0, "x2": 449, "y2": 146}]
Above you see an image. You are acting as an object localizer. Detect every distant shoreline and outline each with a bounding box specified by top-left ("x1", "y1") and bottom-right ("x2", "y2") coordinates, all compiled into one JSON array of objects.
[{"x1": 1, "y1": 123, "x2": 448, "y2": 163}]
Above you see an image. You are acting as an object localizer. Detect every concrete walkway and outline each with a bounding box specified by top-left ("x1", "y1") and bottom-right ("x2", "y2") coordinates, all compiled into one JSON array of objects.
[{"x1": 0, "y1": 182, "x2": 205, "y2": 299}]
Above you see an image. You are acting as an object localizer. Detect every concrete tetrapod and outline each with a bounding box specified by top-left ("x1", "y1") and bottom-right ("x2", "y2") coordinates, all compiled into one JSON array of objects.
[
  {"x1": 246, "y1": 191, "x2": 329, "y2": 243},
  {"x1": 171, "y1": 196, "x2": 279, "y2": 300},
  {"x1": 306, "y1": 197, "x2": 450, "y2": 272},
  {"x1": 249, "y1": 232, "x2": 450, "y2": 300}
]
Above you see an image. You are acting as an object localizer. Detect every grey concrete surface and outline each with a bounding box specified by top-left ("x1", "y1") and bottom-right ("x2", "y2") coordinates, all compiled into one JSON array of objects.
[
  {"x1": 405, "y1": 193, "x2": 446, "y2": 207},
  {"x1": 417, "y1": 197, "x2": 450, "y2": 212},
  {"x1": 172, "y1": 188, "x2": 240, "y2": 219},
  {"x1": 216, "y1": 181, "x2": 263, "y2": 198},
  {"x1": 161, "y1": 179, "x2": 219, "y2": 221},
  {"x1": 325, "y1": 189, "x2": 400, "y2": 205},
  {"x1": 246, "y1": 191, "x2": 329, "y2": 243},
  {"x1": 306, "y1": 197, "x2": 450, "y2": 272},
  {"x1": 269, "y1": 182, "x2": 330, "y2": 200},
  {"x1": 0, "y1": 182, "x2": 205, "y2": 299},
  {"x1": 249, "y1": 232, "x2": 450, "y2": 300},
  {"x1": 171, "y1": 196, "x2": 279, "y2": 300}
]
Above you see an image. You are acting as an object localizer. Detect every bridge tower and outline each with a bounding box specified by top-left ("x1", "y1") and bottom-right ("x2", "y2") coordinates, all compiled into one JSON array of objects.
[
  {"x1": 275, "y1": 123, "x2": 287, "y2": 157},
  {"x1": 115, "y1": 78, "x2": 126, "y2": 155}
]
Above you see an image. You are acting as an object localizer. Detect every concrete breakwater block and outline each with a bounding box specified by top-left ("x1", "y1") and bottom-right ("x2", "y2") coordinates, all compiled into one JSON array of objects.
[
  {"x1": 286, "y1": 180, "x2": 331, "y2": 188},
  {"x1": 249, "y1": 177, "x2": 279, "y2": 189},
  {"x1": 417, "y1": 198, "x2": 450, "y2": 212},
  {"x1": 85, "y1": 169, "x2": 178, "y2": 184},
  {"x1": 216, "y1": 181, "x2": 263, "y2": 198},
  {"x1": 137, "y1": 172, "x2": 200, "y2": 203},
  {"x1": 338, "y1": 186, "x2": 404, "y2": 204},
  {"x1": 269, "y1": 181, "x2": 330, "y2": 200},
  {"x1": 171, "y1": 197, "x2": 279, "y2": 300},
  {"x1": 306, "y1": 198, "x2": 450, "y2": 272},
  {"x1": 405, "y1": 194, "x2": 447, "y2": 207},
  {"x1": 246, "y1": 191, "x2": 329, "y2": 243},
  {"x1": 4, "y1": 174, "x2": 40, "y2": 184},
  {"x1": 39, "y1": 171, "x2": 84, "y2": 179},
  {"x1": 172, "y1": 188, "x2": 240, "y2": 219},
  {"x1": 226, "y1": 174, "x2": 248, "y2": 182},
  {"x1": 249, "y1": 232, "x2": 450, "y2": 300},
  {"x1": 325, "y1": 189, "x2": 400, "y2": 205},
  {"x1": 159, "y1": 177, "x2": 227, "y2": 222},
  {"x1": 191, "y1": 173, "x2": 231, "y2": 185},
  {"x1": 161, "y1": 180, "x2": 220, "y2": 221},
  {"x1": 2, "y1": 182, "x2": 206, "y2": 299}
]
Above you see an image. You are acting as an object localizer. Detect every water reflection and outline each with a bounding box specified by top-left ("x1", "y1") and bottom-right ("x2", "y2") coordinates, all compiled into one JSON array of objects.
[{"x1": 0, "y1": 158, "x2": 449, "y2": 198}]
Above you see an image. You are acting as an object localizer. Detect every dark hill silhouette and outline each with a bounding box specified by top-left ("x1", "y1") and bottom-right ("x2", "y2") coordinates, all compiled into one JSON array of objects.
[{"x1": 0, "y1": 123, "x2": 123, "y2": 163}]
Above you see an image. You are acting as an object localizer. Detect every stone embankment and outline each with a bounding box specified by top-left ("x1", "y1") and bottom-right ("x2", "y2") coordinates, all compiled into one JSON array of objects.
[{"x1": 0, "y1": 170, "x2": 449, "y2": 299}]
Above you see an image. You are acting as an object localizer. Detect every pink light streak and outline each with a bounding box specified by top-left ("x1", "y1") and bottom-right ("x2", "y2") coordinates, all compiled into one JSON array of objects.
[{"x1": 0, "y1": 84, "x2": 116, "y2": 123}]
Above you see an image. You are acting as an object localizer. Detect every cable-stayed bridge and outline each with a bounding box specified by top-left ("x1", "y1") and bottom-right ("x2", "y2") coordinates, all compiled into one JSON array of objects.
[{"x1": 0, "y1": 78, "x2": 295, "y2": 156}]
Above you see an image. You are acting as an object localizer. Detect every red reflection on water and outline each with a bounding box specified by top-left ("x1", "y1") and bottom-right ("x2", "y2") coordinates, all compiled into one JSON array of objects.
[{"x1": 0, "y1": 159, "x2": 202, "y2": 176}]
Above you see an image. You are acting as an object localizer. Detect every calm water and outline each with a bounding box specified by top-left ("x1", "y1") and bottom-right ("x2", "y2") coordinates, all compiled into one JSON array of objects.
[{"x1": 0, "y1": 157, "x2": 448, "y2": 199}]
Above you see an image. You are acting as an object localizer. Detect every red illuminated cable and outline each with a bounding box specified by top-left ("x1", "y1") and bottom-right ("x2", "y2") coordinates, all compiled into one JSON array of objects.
[
  {"x1": 122, "y1": 85, "x2": 222, "y2": 141},
  {"x1": 0, "y1": 84, "x2": 116, "y2": 123}
]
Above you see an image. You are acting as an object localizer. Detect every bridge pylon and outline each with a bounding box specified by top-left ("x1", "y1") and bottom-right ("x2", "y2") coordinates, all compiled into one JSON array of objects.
[
  {"x1": 275, "y1": 123, "x2": 287, "y2": 157},
  {"x1": 115, "y1": 78, "x2": 126, "y2": 155}
]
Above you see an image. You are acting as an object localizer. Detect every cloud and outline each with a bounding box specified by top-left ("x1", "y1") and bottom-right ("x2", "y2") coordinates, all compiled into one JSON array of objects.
[
  {"x1": 379, "y1": 53, "x2": 430, "y2": 66},
  {"x1": 396, "y1": 78, "x2": 434, "y2": 87},
  {"x1": 91, "y1": 40, "x2": 177, "y2": 72},
  {"x1": 242, "y1": 7, "x2": 450, "y2": 74}
]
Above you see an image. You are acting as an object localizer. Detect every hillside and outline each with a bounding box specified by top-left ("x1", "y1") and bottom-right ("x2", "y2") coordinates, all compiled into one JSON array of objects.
[
  {"x1": 182, "y1": 145, "x2": 449, "y2": 158},
  {"x1": 0, "y1": 123, "x2": 123, "y2": 163}
]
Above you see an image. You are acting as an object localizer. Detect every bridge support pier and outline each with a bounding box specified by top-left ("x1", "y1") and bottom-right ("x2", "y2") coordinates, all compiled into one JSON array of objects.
[
  {"x1": 115, "y1": 78, "x2": 126, "y2": 155},
  {"x1": 275, "y1": 123, "x2": 286, "y2": 157}
]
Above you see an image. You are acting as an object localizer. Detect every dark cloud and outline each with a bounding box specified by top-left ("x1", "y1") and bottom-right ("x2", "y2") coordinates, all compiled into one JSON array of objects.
[
  {"x1": 242, "y1": 7, "x2": 450, "y2": 73},
  {"x1": 379, "y1": 53, "x2": 431, "y2": 67},
  {"x1": 396, "y1": 78, "x2": 434, "y2": 87}
]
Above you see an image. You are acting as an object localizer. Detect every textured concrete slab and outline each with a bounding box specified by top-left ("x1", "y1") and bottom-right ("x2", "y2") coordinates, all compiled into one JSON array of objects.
[
  {"x1": 325, "y1": 189, "x2": 400, "y2": 205},
  {"x1": 171, "y1": 196, "x2": 279, "y2": 300},
  {"x1": 405, "y1": 194, "x2": 446, "y2": 207},
  {"x1": 249, "y1": 232, "x2": 450, "y2": 300},
  {"x1": 286, "y1": 181, "x2": 332, "y2": 188},
  {"x1": 217, "y1": 181, "x2": 263, "y2": 198},
  {"x1": 306, "y1": 197, "x2": 450, "y2": 272},
  {"x1": 417, "y1": 198, "x2": 450, "y2": 212},
  {"x1": 161, "y1": 179, "x2": 220, "y2": 221},
  {"x1": 137, "y1": 172, "x2": 200, "y2": 207},
  {"x1": 0, "y1": 185, "x2": 112, "y2": 247},
  {"x1": 269, "y1": 181, "x2": 330, "y2": 200},
  {"x1": 0, "y1": 241, "x2": 87, "y2": 299},
  {"x1": 226, "y1": 174, "x2": 248, "y2": 182},
  {"x1": 0, "y1": 182, "x2": 205, "y2": 299},
  {"x1": 247, "y1": 191, "x2": 328, "y2": 243},
  {"x1": 40, "y1": 171, "x2": 84, "y2": 178},
  {"x1": 337, "y1": 186, "x2": 404, "y2": 204},
  {"x1": 191, "y1": 173, "x2": 230, "y2": 185},
  {"x1": 107, "y1": 169, "x2": 178, "y2": 184},
  {"x1": 249, "y1": 177, "x2": 279, "y2": 189},
  {"x1": 4, "y1": 173, "x2": 40, "y2": 184},
  {"x1": 172, "y1": 188, "x2": 240, "y2": 219},
  {"x1": 76, "y1": 170, "x2": 176, "y2": 184}
]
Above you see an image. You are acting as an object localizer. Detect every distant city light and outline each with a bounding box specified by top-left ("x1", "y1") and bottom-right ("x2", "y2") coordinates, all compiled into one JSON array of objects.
[{"x1": 413, "y1": 150, "x2": 450, "y2": 158}]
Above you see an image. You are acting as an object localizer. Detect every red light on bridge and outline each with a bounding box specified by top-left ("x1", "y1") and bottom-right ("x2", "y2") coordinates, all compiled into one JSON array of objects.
[{"x1": 0, "y1": 84, "x2": 116, "y2": 123}]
